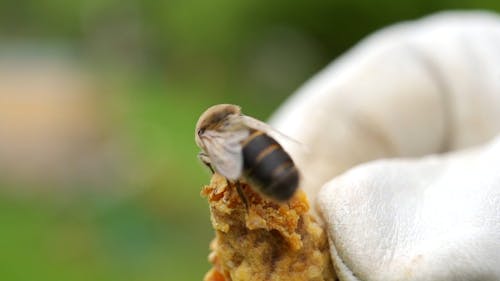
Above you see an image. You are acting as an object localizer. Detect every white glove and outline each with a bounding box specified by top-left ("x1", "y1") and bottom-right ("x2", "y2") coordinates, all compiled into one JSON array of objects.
[{"x1": 269, "y1": 11, "x2": 500, "y2": 281}]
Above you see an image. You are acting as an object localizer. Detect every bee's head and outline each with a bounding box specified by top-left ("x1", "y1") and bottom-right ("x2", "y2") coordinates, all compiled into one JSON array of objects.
[{"x1": 195, "y1": 104, "x2": 241, "y2": 148}]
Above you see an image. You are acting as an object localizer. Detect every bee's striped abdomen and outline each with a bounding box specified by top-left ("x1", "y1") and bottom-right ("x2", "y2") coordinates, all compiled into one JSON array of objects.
[{"x1": 242, "y1": 130, "x2": 298, "y2": 201}]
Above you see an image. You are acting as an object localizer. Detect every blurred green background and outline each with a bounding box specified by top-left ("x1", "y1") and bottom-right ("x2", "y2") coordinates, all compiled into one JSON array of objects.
[{"x1": 0, "y1": 1, "x2": 498, "y2": 280}]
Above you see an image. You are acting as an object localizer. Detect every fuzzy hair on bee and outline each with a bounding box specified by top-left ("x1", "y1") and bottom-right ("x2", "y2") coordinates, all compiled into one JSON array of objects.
[{"x1": 195, "y1": 104, "x2": 299, "y2": 202}]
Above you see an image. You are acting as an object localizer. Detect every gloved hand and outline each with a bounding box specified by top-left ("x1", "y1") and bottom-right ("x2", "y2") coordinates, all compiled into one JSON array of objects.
[{"x1": 269, "y1": 11, "x2": 500, "y2": 281}]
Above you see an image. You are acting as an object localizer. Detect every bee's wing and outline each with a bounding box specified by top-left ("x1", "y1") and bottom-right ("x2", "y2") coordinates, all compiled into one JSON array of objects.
[
  {"x1": 240, "y1": 115, "x2": 304, "y2": 148},
  {"x1": 203, "y1": 129, "x2": 249, "y2": 180}
]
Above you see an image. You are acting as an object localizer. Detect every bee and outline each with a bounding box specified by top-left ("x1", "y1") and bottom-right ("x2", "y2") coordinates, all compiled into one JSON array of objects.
[{"x1": 195, "y1": 104, "x2": 299, "y2": 202}]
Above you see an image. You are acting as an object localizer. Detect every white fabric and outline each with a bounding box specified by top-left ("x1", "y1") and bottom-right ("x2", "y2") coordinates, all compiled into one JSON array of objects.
[{"x1": 269, "y1": 11, "x2": 500, "y2": 281}]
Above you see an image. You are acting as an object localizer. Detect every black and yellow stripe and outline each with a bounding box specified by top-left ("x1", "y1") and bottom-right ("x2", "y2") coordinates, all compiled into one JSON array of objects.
[{"x1": 241, "y1": 130, "x2": 298, "y2": 201}]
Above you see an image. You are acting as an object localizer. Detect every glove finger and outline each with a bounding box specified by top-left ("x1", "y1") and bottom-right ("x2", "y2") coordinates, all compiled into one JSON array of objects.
[
  {"x1": 318, "y1": 135, "x2": 500, "y2": 281},
  {"x1": 270, "y1": 11, "x2": 500, "y2": 205}
]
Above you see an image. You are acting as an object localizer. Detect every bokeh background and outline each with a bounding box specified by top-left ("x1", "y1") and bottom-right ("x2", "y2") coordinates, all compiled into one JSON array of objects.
[{"x1": 0, "y1": 1, "x2": 499, "y2": 280}]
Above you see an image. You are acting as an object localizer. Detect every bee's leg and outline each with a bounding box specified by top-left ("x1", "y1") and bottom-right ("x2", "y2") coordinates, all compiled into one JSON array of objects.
[
  {"x1": 198, "y1": 152, "x2": 214, "y2": 174},
  {"x1": 235, "y1": 180, "x2": 249, "y2": 209}
]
